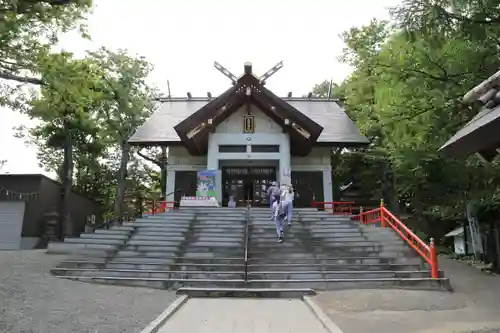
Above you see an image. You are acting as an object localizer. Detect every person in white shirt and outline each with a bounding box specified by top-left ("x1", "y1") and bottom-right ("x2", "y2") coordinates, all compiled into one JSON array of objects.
[
  {"x1": 284, "y1": 185, "x2": 294, "y2": 226},
  {"x1": 272, "y1": 195, "x2": 287, "y2": 243},
  {"x1": 228, "y1": 196, "x2": 236, "y2": 208}
]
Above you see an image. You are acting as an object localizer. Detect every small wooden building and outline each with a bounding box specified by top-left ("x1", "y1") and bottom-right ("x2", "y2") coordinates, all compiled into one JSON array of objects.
[
  {"x1": 444, "y1": 227, "x2": 473, "y2": 255},
  {"x1": 0, "y1": 174, "x2": 102, "y2": 250}
]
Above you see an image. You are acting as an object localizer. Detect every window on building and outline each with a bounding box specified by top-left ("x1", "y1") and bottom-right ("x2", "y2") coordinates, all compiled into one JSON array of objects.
[
  {"x1": 251, "y1": 145, "x2": 280, "y2": 153},
  {"x1": 218, "y1": 145, "x2": 247, "y2": 153}
]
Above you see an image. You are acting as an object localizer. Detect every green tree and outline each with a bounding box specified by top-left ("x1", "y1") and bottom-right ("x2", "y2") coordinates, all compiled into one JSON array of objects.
[
  {"x1": 0, "y1": 0, "x2": 92, "y2": 87},
  {"x1": 89, "y1": 47, "x2": 157, "y2": 220},
  {"x1": 317, "y1": 10, "x2": 500, "y2": 239},
  {"x1": 24, "y1": 52, "x2": 105, "y2": 236}
]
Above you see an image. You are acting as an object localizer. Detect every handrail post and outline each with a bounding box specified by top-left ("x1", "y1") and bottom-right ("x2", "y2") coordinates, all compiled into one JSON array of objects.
[
  {"x1": 152, "y1": 199, "x2": 156, "y2": 216},
  {"x1": 430, "y1": 238, "x2": 439, "y2": 279},
  {"x1": 380, "y1": 199, "x2": 386, "y2": 227},
  {"x1": 359, "y1": 206, "x2": 364, "y2": 224},
  {"x1": 244, "y1": 205, "x2": 250, "y2": 286}
]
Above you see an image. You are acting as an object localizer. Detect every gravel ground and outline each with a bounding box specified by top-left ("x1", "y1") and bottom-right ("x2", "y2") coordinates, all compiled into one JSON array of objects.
[
  {"x1": 315, "y1": 256, "x2": 500, "y2": 333},
  {"x1": 0, "y1": 250, "x2": 177, "y2": 333}
]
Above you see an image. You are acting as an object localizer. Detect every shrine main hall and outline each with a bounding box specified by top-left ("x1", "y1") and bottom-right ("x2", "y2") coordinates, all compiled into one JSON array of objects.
[{"x1": 129, "y1": 62, "x2": 368, "y2": 207}]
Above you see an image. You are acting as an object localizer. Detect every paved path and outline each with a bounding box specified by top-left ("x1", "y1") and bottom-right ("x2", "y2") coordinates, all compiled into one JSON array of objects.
[
  {"x1": 315, "y1": 257, "x2": 500, "y2": 333},
  {"x1": 157, "y1": 298, "x2": 330, "y2": 333}
]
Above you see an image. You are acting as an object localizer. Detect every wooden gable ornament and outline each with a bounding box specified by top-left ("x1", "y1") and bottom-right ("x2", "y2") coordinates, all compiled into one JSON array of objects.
[{"x1": 243, "y1": 115, "x2": 255, "y2": 133}]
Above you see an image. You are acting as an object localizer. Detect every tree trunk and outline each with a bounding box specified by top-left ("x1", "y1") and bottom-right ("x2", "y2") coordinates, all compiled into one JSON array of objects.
[
  {"x1": 466, "y1": 200, "x2": 484, "y2": 259},
  {"x1": 330, "y1": 148, "x2": 342, "y2": 201},
  {"x1": 113, "y1": 142, "x2": 131, "y2": 221},
  {"x1": 381, "y1": 161, "x2": 400, "y2": 215},
  {"x1": 58, "y1": 120, "x2": 73, "y2": 239},
  {"x1": 160, "y1": 146, "x2": 167, "y2": 198}
]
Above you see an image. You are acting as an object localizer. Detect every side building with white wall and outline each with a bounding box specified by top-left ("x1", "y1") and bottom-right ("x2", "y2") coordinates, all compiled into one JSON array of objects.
[{"x1": 129, "y1": 63, "x2": 368, "y2": 207}]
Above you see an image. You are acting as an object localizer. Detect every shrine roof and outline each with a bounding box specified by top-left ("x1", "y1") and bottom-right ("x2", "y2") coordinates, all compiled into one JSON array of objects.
[
  {"x1": 440, "y1": 69, "x2": 500, "y2": 161},
  {"x1": 128, "y1": 97, "x2": 369, "y2": 146}
]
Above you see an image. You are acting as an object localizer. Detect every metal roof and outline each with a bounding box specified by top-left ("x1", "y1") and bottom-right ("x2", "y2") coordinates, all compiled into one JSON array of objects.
[
  {"x1": 129, "y1": 99, "x2": 369, "y2": 146},
  {"x1": 444, "y1": 227, "x2": 464, "y2": 238},
  {"x1": 440, "y1": 106, "x2": 500, "y2": 156},
  {"x1": 440, "y1": 69, "x2": 500, "y2": 159}
]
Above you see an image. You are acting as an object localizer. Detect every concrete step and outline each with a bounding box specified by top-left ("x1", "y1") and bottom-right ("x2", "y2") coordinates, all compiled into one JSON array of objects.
[
  {"x1": 135, "y1": 227, "x2": 242, "y2": 233},
  {"x1": 196, "y1": 216, "x2": 247, "y2": 221},
  {"x1": 111, "y1": 256, "x2": 245, "y2": 265},
  {"x1": 251, "y1": 226, "x2": 360, "y2": 233},
  {"x1": 47, "y1": 242, "x2": 118, "y2": 254},
  {"x1": 144, "y1": 214, "x2": 195, "y2": 219},
  {"x1": 94, "y1": 229, "x2": 132, "y2": 234},
  {"x1": 127, "y1": 225, "x2": 191, "y2": 231},
  {"x1": 246, "y1": 270, "x2": 437, "y2": 279},
  {"x1": 185, "y1": 236, "x2": 244, "y2": 243},
  {"x1": 123, "y1": 222, "x2": 191, "y2": 228},
  {"x1": 106, "y1": 262, "x2": 245, "y2": 271},
  {"x1": 121, "y1": 245, "x2": 183, "y2": 253},
  {"x1": 133, "y1": 231, "x2": 186, "y2": 237},
  {"x1": 117, "y1": 250, "x2": 180, "y2": 258},
  {"x1": 299, "y1": 218, "x2": 355, "y2": 221},
  {"x1": 188, "y1": 230, "x2": 244, "y2": 235},
  {"x1": 248, "y1": 246, "x2": 411, "y2": 256},
  {"x1": 249, "y1": 239, "x2": 406, "y2": 247},
  {"x1": 64, "y1": 238, "x2": 126, "y2": 245},
  {"x1": 53, "y1": 275, "x2": 248, "y2": 289},
  {"x1": 186, "y1": 241, "x2": 243, "y2": 248},
  {"x1": 80, "y1": 233, "x2": 130, "y2": 240},
  {"x1": 51, "y1": 267, "x2": 245, "y2": 280},
  {"x1": 55, "y1": 260, "x2": 107, "y2": 269},
  {"x1": 250, "y1": 233, "x2": 367, "y2": 240},
  {"x1": 250, "y1": 232, "x2": 364, "y2": 239},
  {"x1": 248, "y1": 243, "x2": 410, "y2": 253},
  {"x1": 247, "y1": 256, "x2": 422, "y2": 265},
  {"x1": 181, "y1": 249, "x2": 244, "y2": 256},
  {"x1": 191, "y1": 225, "x2": 245, "y2": 229},
  {"x1": 131, "y1": 235, "x2": 186, "y2": 241},
  {"x1": 247, "y1": 263, "x2": 423, "y2": 271},
  {"x1": 246, "y1": 278, "x2": 451, "y2": 291},
  {"x1": 127, "y1": 239, "x2": 183, "y2": 247},
  {"x1": 60, "y1": 274, "x2": 249, "y2": 289},
  {"x1": 181, "y1": 251, "x2": 244, "y2": 259}
]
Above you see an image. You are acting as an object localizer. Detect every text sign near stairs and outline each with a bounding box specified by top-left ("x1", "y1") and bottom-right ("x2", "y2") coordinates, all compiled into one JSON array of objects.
[{"x1": 180, "y1": 196, "x2": 219, "y2": 208}]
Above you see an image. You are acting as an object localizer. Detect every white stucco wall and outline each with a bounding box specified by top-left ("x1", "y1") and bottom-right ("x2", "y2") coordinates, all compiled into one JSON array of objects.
[
  {"x1": 215, "y1": 105, "x2": 283, "y2": 134},
  {"x1": 165, "y1": 105, "x2": 333, "y2": 204},
  {"x1": 208, "y1": 105, "x2": 291, "y2": 201}
]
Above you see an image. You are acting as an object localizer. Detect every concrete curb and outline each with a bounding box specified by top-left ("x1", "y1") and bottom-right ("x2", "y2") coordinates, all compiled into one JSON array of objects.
[
  {"x1": 138, "y1": 295, "x2": 188, "y2": 333},
  {"x1": 303, "y1": 296, "x2": 344, "y2": 333},
  {"x1": 176, "y1": 287, "x2": 316, "y2": 298}
]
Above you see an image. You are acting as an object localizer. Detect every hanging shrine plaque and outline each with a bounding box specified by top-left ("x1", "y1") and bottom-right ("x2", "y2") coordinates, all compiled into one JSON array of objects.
[{"x1": 243, "y1": 115, "x2": 255, "y2": 133}]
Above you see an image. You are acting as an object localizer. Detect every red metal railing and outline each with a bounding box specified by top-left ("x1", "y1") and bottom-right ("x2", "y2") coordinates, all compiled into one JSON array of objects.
[
  {"x1": 144, "y1": 200, "x2": 177, "y2": 215},
  {"x1": 313, "y1": 200, "x2": 355, "y2": 215},
  {"x1": 352, "y1": 200, "x2": 439, "y2": 279}
]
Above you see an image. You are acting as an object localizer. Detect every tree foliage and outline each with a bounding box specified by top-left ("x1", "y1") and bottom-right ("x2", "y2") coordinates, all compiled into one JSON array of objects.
[
  {"x1": 317, "y1": 0, "x2": 500, "y2": 236},
  {"x1": 14, "y1": 48, "x2": 160, "y2": 220},
  {"x1": 0, "y1": 0, "x2": 92, "y2": 87}
]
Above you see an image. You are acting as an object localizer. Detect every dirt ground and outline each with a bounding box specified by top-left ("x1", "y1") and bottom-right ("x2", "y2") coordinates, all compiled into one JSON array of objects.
[{"x1": 314, "y1": 256, "x2": 500, "y2": 333}]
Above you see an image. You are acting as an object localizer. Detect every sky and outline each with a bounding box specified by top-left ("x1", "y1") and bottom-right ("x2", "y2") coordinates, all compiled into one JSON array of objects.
[{"x1": 0, "y1": 0, "x2": 402, "y2": 176}]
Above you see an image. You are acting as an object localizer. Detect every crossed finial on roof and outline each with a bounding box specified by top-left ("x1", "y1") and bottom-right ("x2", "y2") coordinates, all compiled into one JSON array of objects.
[{"x1": 213, "y1": 61, "x2": 283, "y2": 85}]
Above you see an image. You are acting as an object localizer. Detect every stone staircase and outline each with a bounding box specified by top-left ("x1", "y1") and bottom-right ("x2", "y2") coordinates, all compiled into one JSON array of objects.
[
  {"x1": 246, "y1": 208, "x2": 450, "y2": 290},
  {"x1": 50, "y1": 208, "x2": 247, "y2": 289},
  {"x1": 48, "y1": 207, "x2": 450, "y2": 291}
]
